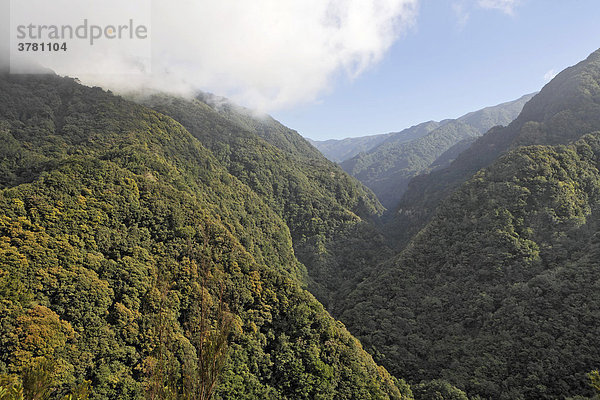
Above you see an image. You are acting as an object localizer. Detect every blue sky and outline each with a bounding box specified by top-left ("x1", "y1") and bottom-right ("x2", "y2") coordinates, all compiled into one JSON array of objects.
[{"x1": 273, "y1": 1, "x2": 600, "y2": 140}]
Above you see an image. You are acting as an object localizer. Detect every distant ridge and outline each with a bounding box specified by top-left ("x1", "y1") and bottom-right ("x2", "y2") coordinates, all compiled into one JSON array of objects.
[
  {"x1": 338, "y1": 48, "x2": 600, "y2": 399},
  {"x1": 333, "y1": 93, "x2": 535, "y2": 208}
]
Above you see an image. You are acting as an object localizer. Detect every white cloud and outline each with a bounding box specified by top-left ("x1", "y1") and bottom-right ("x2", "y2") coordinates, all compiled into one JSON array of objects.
[
  {"x1": 543, "y1": 68, "x2": 557, "y2": 82},
  {"x1": 477, "y1": 0, "x2": 520, "y2": 15},
  {"x1": 452, "y1": 0, "x2": 520, "y2": 26},
  {"x1": 58, "y1": 0, "x2": 419, "y2": 111},
  {"x1": 452, "y1": 2, "x2": 470, "y2": 29}
]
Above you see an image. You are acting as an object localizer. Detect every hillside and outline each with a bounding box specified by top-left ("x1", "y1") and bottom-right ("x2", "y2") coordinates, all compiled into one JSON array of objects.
[
  {"x1": 307, "y1": 134, "x2": 389, "y2": 163},
  {"x1": 337, "y1": 49, "x2": 600, "y2": 399},
  {"x1": 0, "y1": 73, "x2": 408, "y2": 399},
  {"x1": 312, "y1": 93, "x2": 535, "y2": 165},
  {"x1": 135, "y1": 93, "x2": 385, "y2": 308},
  {"x1": 457, "y1": 93, "x2": 536, "y2": 133},
  {"x1": 339, "y1": 94, "x2": 534, "y2": 209},
  {"x1": 392, "y1": 49, "x2": 600, "y2": 247},
  {"x1": 343, "y1": 135, "x2": 600, "y2": 399},
  {"x1": 196, "y1": 92, "x2": 328, "y2": 161},
  {"x1": 341, "y1": 120, "x2": 479, "y2": 208},
  {"x1": 308, "y1": 124, "x2": 435, "y2": 163}
]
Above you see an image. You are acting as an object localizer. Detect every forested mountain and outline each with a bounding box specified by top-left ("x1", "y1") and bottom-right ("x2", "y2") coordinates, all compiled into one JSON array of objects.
[
  {"x1": 337, "y1": 48, "x2": 600, "y2": 399},
  {"x1": 392, "y1": 49, "x2": 600, "y2": 247},
  {"x1": 0, "y1": 73, "x2": 408, "y2": 399},
  {"x1": 308, "y1": 124, "x2": 433, "y2": 163},
  {"x1": 341, "y1": 120, "x2": 479, "y2": 208},
  {"x1": 195, "y1": 92, "x2": 327, "y2": 161},
  {"x1": 457, "y1": 93, "x2": 537, "y2": 133},
  {"x1": 306, "y1": 135, "x2": 386, "y2": 164},
  {"x1": 313, "y1": 121, "x2": 441, "y2": 164},
  {"x1": 339, "y1": 94, "x2": 535, "y2": 209},
  {"x1": 312, "y1": 93, "x2": 535, "y2": 166},
  {"x1": 428, "y1": 137, "x2": 478, "y2": 171},
  {"x1": 3, "y1": 37, "x2": 600, "y2": 400},
  {"x1": 134, "y1": 93, "x2": 386, "y2": 308}
]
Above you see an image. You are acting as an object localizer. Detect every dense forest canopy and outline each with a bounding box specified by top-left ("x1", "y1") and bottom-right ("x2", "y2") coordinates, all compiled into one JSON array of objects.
[
  {"x1": 336, "y1": 48, "x2": 600, "y2": 399},
  {"x1": 2, "y1": 46, "x2": 600, "y2": 400},
  {"x1": 134, "y1": 93, "x2": 386, "y2": 310},
  {"x1": 0, "y1": 74, "x2": 407, "y2": 399}
]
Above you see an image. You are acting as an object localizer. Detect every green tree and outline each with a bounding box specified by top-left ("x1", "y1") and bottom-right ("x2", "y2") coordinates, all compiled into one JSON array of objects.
[
  {"x1": 412, "y1": 380, "x2": 468, "y2": 400},
  {"x1": 589, "y1": 371, "x2": 600, "y2": 395},
  {"x1": 146, "y1": 274, "x2": 232, "y2": 400}
]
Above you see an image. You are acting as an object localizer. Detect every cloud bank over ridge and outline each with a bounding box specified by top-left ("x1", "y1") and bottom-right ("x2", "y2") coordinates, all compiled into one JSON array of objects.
[{"x1": 76, "y1": 0, "x2": 419, "y2": 111}]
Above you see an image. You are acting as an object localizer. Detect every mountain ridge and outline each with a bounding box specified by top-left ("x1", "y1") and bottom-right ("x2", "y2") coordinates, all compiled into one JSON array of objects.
[
  {"x1": 0, "y1": 72, "x2": 407, "y2": 399},
  {"x1": 390, "y1": 48, "x2": 600, "y2": 247},
  {"x1": 335, "y1": 93, "x2": 535, "y2": 208},
  {"x1": 134, "y1": 92, "x2": 386, "y2": 309},
  {"x1": 336, "y1": 48, "x2": 600, "y2": 399},
  {"x1": 310, "y1": 93, "x2": 535, "y2": 165}
]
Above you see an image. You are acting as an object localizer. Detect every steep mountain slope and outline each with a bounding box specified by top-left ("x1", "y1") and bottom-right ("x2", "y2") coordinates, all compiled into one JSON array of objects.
[
  {"x1": 343, "y1": 135, "x2": 600, "y2": 399},
  {"x1": 340, "y1": 94, "x2": 534, "y2": 209},
  {"x1": 0, "y1": 74, "x2": 408, "y2": 399},
  {"x1": 428, "y1": 137, "x2": 478, "y2": 171},
  {"x1": 342, "y1": 120, "x2": 479, "y2": 208},
  {"x1": 457, "y1": 93, "x2": 536, "y2": 133},
  {"x1": 136, "y1": 94, "x2": 386, "y2": 308},
  {"x1": 309, "y1": 123, "x2": 435, "y2": 163},
  {"x1": 198, "y1": 92, "x2": 326, "y2": 161},
  {"x1": 313, "y1": 93, "x2": 535, "y2": 165},
  {"x1": 307, "y1": 134, "x2": 389, "y2": 164},
  {"x1": 392, "y1": 49, "x2": 600, "y2": 248},
  {"x1": 339, "y1": 49, "x2": 600, "y2": 399}
]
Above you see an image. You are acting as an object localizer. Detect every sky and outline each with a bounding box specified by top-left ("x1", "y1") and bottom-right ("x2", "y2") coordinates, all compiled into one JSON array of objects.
[
  {"x1": 3, "y1": 0, "x2": 419, "y2": 109},
  {"x1": 3, "y1": 1, "x2": 600, "y2": 141},
  {"x1": 274, "y1": 0, "x2": 600, "y2": 140}
]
